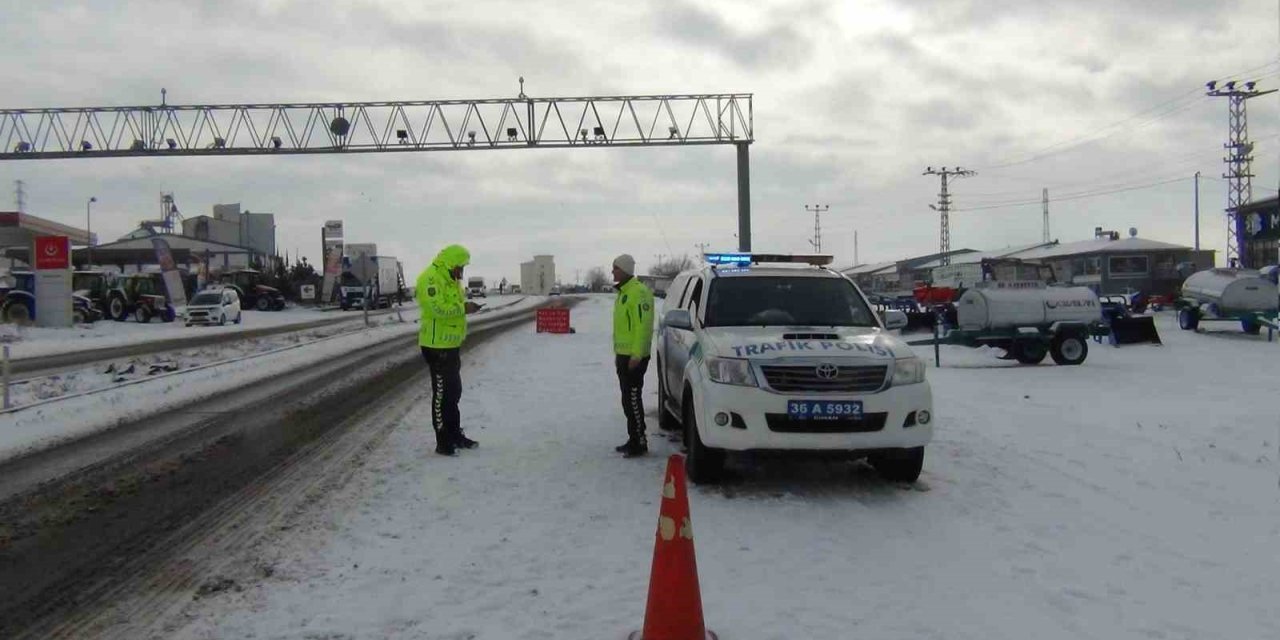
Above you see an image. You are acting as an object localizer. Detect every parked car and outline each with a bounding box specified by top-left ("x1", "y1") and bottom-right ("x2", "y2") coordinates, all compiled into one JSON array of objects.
[
  {"x1": 185, "y1": 287, "x2": 243, "y2": 326},
  {"x1": 655, "y1": 253, "x2": 930, "y2": 484},
  {"x1": 549, "y1": 286, "x2": 562, "y2": 296}
]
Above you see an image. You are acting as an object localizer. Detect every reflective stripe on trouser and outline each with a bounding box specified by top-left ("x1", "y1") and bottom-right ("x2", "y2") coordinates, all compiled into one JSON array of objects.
[
  {"x1": 615, "y1": 355, "x2": 650, "y2": 444},
  {"x1": 421, "y1": 347, "x2": 462, "y2": 446}
]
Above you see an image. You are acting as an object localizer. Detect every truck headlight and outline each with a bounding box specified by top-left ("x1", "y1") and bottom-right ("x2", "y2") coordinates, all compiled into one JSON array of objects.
[
  {"x1": 891, "y1": 357, "x2": 926, "y2": 386},
  {"x1": 706, "y1": 357, "x2": 758, "y2": 387}
]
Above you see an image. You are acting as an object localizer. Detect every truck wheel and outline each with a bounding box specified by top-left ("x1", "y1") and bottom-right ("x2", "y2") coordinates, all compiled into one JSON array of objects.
[
  {"x1": 1241, "y1": 319, "x2": 1261, "y2": 335},
  {"x1": 256, "y1": 297, "x2": 271, "y2": 312},
  {"x1": 219, "y1": 313, "x2": 226, "y2": 326},
  {"x1": 134, "y1": 306, "x2": 152, "y2": 323},
  {"x1": 4, "y1": 301, "x2": 32, "y2": 325},
  {"x1": 656, "y1": 358, "x2": 681, "y2": 432},
  {"x1": 1050, "y1": 334, "x2": 1088, "y2": 365},
  {"x1": 110, "y1": 296, "x2": 128, "y2": 322},
  {"x1": 684, "y1": 394, "x2": 724, "y2": 484},
  {"x1": 870, "y1": 447, "x2": 925, "y2": 483},
  {"x1": 162, "y1": 307, "x2": 176, "y2": 323},
  {"x1": 1012, "y1": 341, "x2": 1048, "y2": 365},
  {"x1": 73, "y1": 308, "x2": 88, "y2": 324},
  {"x1": 1178, "y1": 308, "x2": 1199, "y2": 331}
]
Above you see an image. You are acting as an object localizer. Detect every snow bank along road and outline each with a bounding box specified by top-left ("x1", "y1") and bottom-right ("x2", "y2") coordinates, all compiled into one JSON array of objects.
[
  {"x1": 6, "y1": 300, "x2": 1280, "y2": 639},
  {"x1": 0, "y1": 297, "x2": 528, "y2": 411},
  {"x1": 0, "y1": 296, "x2": 564, "y2": 636}
]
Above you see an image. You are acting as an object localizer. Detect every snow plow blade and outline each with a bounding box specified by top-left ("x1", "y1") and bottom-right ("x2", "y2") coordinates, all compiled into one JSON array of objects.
[{"x1": 1109, "y1": 316, "x2": 1162, "y2": 345}]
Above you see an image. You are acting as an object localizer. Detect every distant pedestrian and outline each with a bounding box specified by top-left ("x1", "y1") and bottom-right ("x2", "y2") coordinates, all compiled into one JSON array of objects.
[
  {"x1": 611, "y1": 254, "x2": 655, "y2": 457},
  {"x1": 416, "y1": 244, "x2": 482, "y2": 456}
]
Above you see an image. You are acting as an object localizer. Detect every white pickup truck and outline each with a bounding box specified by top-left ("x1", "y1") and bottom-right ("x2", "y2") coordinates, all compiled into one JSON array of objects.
[{"x1": 655, "y1": 253, "x2": 932, "y2": 484}]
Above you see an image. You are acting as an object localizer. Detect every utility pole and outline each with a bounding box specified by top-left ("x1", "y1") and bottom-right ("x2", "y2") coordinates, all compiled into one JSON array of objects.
[
  {"x1": 854, "y1": 230, "x2": 859, "y2": 266},
  {"x1": 923, "y1": 166, "x2": 975, "y2": 266},
  {"x1": 1207, "y1": 80, "x2": 1275, "y2": 268},
  {"x1": 14, "y1": 180, "x2": 26, "y2": 213},
  {"x1": 1194, "y1": 171, "x2": 1200, "y2": 251},
  {"x1": 803, "y1": 204, "x2": 829, "y2": 252},
  {"x1": 1041, "y1": 188, "x2": 1050, "y2": 243}
]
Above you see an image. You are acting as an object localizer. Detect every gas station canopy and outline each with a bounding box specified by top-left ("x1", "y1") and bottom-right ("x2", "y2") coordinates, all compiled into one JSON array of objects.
[{"x1": 0, "y1": 211, "x2": 94, "y2": 247}]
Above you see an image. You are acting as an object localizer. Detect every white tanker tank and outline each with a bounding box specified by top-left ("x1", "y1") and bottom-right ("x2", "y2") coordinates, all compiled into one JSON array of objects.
[
  {"x1": 1179, "y1": 268, "x2": 1278, "y2": 315},
  {"x1": 956, "y1": 284, "x2": 1101, "y2": 331}
]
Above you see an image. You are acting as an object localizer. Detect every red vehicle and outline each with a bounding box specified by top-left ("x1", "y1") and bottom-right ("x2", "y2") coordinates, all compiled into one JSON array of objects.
[{"x1": 913, "y1": 284, "x2": 958, "y2": 305}]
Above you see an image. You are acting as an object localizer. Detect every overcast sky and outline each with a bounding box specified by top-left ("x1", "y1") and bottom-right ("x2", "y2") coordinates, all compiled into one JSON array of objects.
[{"x1": 3, "y1": 0, "x2": 1278, "y2": 281}]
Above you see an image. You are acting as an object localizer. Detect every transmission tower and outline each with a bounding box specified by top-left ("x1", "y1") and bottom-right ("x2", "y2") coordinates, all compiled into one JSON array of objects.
[
  {"x1": 1207, "y1": 80, "x2": 1275, "y2": 267},
  {"x1": 923, "y1": 167, "x2": 975, "y2": 266},
  {"x1": 803, "y1": 204, "x2": 829, "y2": 252}
]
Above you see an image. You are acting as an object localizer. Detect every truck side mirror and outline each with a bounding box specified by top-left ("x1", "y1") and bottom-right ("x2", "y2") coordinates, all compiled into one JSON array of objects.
[
  {"x1": 664, "y1": 309, "x2": 693, "y2": 330},
  {"x1": 882, "y1": 309, "x2": 908, "y2": 330}
]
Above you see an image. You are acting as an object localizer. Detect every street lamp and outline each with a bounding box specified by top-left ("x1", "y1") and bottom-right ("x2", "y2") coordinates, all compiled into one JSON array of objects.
[{"x1": 86, "y1": 196, "x2": 97, "y2": 267}]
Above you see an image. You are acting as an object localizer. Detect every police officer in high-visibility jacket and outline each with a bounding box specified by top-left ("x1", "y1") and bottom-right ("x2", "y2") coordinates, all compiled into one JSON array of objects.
[
  {"x1": 416, "y1": 244, "x2": 482, "y2": 456},
  {"x1": 611, "y1": 254, "x2": 655, "y2": 457}
]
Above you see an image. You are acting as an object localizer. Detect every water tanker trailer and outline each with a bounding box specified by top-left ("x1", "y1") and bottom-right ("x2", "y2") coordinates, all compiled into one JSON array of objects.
[
  {"x1": 906, "y1": 283, "x2": 1109, "y2": 366},
  {"x1": 1175, "y1": 268, "x2": 1279, "y2": 336}
]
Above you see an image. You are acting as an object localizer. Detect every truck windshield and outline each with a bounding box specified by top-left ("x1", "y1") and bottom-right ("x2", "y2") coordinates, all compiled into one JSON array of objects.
[{"x1": 704, "y1": 276, "x2": 878, "y2": 327}]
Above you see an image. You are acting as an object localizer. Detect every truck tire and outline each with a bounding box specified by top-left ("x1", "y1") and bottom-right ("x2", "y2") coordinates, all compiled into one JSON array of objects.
[
  {"x1": 110, "y1": 296, "x2": 128, "y2": 322},
  {"x1": 656, "y1": 358, "x2": 681, "y2": 432},
  {"x1": 1050, "y1": 334, "x2": 1088, "y2": 365},
  {"x1": 134, "y1": 306, "x2": 152, "y2": 323},
  {"x1": 1241, "y1": 319, "x2": 1261, "y2": 335},
  {"x1": 1012, "y1": 341, "x2": 1048, "y2": 365},
  {"x1": 4, "y1": 300, "x2": 32, "y2": 325},
  {"x1": 73, "y1": 308, "x2": 88, "y2": 324},
  {"x1": 1178, "y1": 308, "x2": 1199, "y2": 331},
  {"x1": 870, "y1": 447, "x2": 925, "y2": 483},
  {"x1": 684, "y1": 393, "x2": 724, "y2": 484},
  {"x1": 256, "y1": 297, "x2": 271, "y2": 312}
]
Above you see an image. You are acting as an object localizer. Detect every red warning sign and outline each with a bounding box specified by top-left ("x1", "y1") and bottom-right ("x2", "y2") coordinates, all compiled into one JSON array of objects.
[
  {"x1": 536, "y1": 307, "x2": 571, "y2": 334},
  {"x1": 34, "y1": 235, "x2": 71, "y2": 270}
]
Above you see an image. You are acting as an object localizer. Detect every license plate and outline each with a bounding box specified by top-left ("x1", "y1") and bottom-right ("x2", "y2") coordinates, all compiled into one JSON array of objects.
[{"x1": 787, "y1": 400, "x2": 863, "y2": 420}]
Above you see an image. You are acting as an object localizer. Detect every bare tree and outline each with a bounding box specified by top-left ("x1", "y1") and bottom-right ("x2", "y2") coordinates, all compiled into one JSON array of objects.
[
  {"x1": 648, "y1": 254, "x2": 696, "y2": 278},
  {"x1": 586, "y1": 267, "x2": 611, "y2": 291}
]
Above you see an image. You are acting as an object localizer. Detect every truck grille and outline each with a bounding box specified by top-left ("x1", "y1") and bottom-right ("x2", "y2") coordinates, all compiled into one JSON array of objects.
[
  {"x1": 759, "y1": 365, "x2": 887, "y2": 393},
  {"x1": 766, "y1": 412, "x2": 887, "y2": 433}
]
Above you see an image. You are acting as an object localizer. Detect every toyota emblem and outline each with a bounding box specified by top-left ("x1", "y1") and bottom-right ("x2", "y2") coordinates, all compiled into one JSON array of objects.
[{"x1": 815, "y1": 363, "x2": 839, "y2": 379}]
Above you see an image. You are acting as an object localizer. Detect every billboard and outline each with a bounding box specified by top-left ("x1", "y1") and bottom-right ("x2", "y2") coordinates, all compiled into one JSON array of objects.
[
  {"x1": 34, "y1": 235, "x2": 70, "y2": 270},
  {"x1": 320, "y1": 220, "x2": 344, "y2": 303}
]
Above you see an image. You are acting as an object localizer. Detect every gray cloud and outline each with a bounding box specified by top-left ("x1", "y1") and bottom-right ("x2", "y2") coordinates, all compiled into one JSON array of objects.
[{"x1": 652, "y1": 2, "x2": 819, "y2": 70}]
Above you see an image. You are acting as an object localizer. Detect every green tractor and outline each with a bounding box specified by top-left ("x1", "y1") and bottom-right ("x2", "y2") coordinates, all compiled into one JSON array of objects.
[{"x1": 106, "y1": 274, "x2": 177, "y2": 323}]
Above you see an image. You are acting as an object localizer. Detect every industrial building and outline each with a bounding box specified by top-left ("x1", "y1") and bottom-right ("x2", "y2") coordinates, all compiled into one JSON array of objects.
[
  {"x1": 520, "y1": 255, "x2": 556, "y2": 295},
  {"x1": 181, "y1": 203, "x2": 276, "y2": 257},
  {"x1": 843, "y1": 249, "x2": 978, "y2": 293}
]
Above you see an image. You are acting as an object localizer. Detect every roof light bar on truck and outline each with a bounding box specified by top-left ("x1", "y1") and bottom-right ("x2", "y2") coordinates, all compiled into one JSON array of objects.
[{"x1": 703, "y1": 253, "x2": 833, "y2": 266}]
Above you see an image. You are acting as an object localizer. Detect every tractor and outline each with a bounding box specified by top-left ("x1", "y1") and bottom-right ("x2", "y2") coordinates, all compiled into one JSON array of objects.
[
  {"x1": 106, "y1": 273, "x2": 177, "y2": 323},
  {"x1": 0, "y1": 271, "x2": 101, "y2": 324},
  {"x1": 218, "y1": 269, "x2": 286, "y2": 311}
]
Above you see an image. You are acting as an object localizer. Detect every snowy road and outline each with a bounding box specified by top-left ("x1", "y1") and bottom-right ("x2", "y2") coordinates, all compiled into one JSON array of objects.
[{"x1": 60, "y1": 298, "x2": 1280, "y2": 639}]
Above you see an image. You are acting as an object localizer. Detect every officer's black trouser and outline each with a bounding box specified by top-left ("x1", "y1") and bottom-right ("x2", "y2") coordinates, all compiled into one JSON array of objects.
[
  {"x1": 421, "y1": 347, "x2": 462, "y2": 446},
  {"x1": 615, "y1": 355, "x2": 650, "y2": 443}
]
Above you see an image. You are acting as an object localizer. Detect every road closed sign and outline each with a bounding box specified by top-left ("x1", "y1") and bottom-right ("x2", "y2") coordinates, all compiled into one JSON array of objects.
[{"x1": 35, "y1": 235, "x2": 71, "y2": 270}]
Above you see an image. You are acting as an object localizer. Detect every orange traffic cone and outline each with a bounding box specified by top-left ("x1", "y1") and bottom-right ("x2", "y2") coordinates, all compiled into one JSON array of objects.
[{"x1": 630, "y1": 454, "x2": 718, "y2": 640}]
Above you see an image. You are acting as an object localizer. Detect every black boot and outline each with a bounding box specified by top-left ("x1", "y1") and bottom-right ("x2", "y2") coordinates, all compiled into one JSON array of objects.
[
  {"x1": 615, "y1": 439, "x2": 635, "y2": 453},
  {"x1": 455, "y1": 432, "x2": 478, "y2": 450},
  {"x1": 434, "y1": 428, "x2": 457, "y2": 456},
  {"x1": 620, "y1": 435, "x2": 648, "y2": 458}
]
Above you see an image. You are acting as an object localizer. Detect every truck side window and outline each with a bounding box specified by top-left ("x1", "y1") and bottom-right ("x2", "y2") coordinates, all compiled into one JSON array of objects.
[
  {"x1": 687, "y1": 278, "x2": 704, "y2": 324},
  {"x1": 676, "y1": 276, "x2": 696, "y2": 310}
]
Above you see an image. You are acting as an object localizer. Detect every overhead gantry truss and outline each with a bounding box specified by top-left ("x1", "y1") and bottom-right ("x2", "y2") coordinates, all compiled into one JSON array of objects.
[{"x1": 0, "y1": 93, "x2": 753, "y2": 160}]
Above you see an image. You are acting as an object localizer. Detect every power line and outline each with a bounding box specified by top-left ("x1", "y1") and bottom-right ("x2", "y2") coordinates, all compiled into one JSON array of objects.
[
  {"x1": 953, "y1": 176, "x2": 1194, "y2": 212},
  {"x1": 976, "y1": 60, "x2": 1280, "y2": 172}
]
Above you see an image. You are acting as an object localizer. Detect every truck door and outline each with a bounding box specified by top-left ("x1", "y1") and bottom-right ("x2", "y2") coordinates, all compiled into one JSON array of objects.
[{"x1": 665, "y1": 276, "x2": 702, "y2": 409}]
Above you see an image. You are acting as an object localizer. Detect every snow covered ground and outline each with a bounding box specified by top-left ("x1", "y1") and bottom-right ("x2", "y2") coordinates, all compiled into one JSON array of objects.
[
  {"x1": 0, "y1": 296, "x2": 542, "y2": 463},
  {"x1": 0, "y1": 295, "x2": 527, "y2": 360},
  {"x1": 154, "y1": 299, "x2": 1278, "y2": 639}
]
